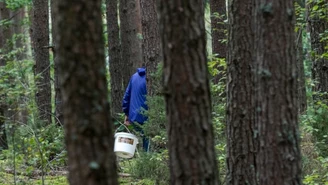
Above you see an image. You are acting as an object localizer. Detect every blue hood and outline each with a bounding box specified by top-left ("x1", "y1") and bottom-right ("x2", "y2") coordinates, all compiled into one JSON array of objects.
[{"x1": 122, "y1": 68, "x2": 148, "y2": 124}]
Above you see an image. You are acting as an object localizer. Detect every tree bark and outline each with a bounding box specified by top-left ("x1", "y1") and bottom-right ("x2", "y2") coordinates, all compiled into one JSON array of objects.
[
  {"x1": 307, "y1": 0, "x2": 328, "y2": 102},
  {"x1": 106, "y1": 0, "x2": 123, "y2": 115},
  {"x1": 296, "y1": 28, "x2": 307, "y2": 113},
  {"x1": 30, "y1": 0, "x2": 52, "y2": 124},
  {"x1": 226, "y1": 0, "x2": 257, "y2": 184},
  {"x1": 158, "y1": 0, "x2": 219, "y2": 184},
  {"x1": 140, "y1": 0, "x2": 162, "y2": 96},
  {"x1": 0, "y1": 2, "x2": 12, "y2": 151},
  {"x1": 254, "y1": 0, "x2": 302, "y2": 184},
  {"x1": 119, "y1": 0, "x2": 143, "y2": 88},
  {"x1": 53, "y1": 0, "x2": 118, "y2": 184},
  {"x1": 210, "y1": 0, "x2": 226, "y2": 58},
  {"x1": 51, "y1": 0, "x2": 63, "y2": 125}
]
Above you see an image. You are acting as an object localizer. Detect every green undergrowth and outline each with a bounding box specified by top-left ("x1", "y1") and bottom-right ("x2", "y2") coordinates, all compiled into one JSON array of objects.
[{"x1": 0, "y1": 171, "x2": 68, "y2": 185}]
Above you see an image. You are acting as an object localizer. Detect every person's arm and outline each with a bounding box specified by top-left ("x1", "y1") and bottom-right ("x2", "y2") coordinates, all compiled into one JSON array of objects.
[{"x1": 122, "y1": 80, "x2": 132, "y2": 125}]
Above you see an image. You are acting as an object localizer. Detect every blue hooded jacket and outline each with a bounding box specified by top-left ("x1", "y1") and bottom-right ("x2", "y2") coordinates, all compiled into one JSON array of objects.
[{"x1": 122, "y1": 68, "x2": 148, "y2": 124}]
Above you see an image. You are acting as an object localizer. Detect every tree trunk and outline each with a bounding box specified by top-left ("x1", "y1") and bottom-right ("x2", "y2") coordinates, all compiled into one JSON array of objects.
[
  {"x1": 140, "y1": 0, "x2": 162, "y2": 96},
  {"x1": 254, "y1": 0, "x2": 302, "y2": 184},
  {"x1": 50, "y1": 0, "x2": 63, "y2": 125},
  {"x1": 296, "y1": 28, "x2": 307, "y2": 113},
  {"x1": 158, "y1": 0, "x2": 219, "y2": 184},
  {"x1": 210, "y1": 0, "x2": 226, "y2": 58},
  {"x1": 307, "y1": 0, "x2": 328, "y2": 102},
  {"x1": 210, "y1": 0, "x2": 227, "y2": 88},
  {"x1": 13, "y1": 8, "x2": 29, "y2": 125},
  {"x1": 119, "y1": 0, "x2": 143, "y2": 88},
  {"x1": 106, "y1": 0, "x2": 123, "y2": 115},
  {"x1": 30, "y1": 0, "x2": 52, "y2": 124},
  {"x1": 0, "y1": 2, "x2": 12, "y2": 151},
  {"x1": 53, "y1": 0, "x2": 119, "y2": 184},
  {"x1": 226, "y1": 0, "x2": 257, "y2": 184}
]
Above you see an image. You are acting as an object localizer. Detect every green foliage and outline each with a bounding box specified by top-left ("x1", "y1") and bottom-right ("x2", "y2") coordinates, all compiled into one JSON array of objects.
[
  {"x1": 128, "y1": 151, "x2": 169, "y2": 185},
  {"x1": 3, "y1": 0, "x2": 31, "y2": 10},
  {"x1": 303, "y1": 157, "x2": 328, "y2": 185}
]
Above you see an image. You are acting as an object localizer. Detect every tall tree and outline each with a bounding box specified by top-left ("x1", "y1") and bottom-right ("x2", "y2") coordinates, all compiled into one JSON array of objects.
[
  {"x1": 106, "y1": 0, "x2": 123, "y2": 115},
  {"x1": 53, "y1": 0, "x2": 118, "y2": 184},
  {"x1": 159, "y1": 0, "x2": 219, "y2": 184},
  {"x1": 51, "y1": 0, "x2": 63, "y2": 125},
  {"x1": 13, "y1": 8, "x2": 29, "y2": 125},
  {"x1": 30, "y1": 0, "x2": 51, "y2": 124},
  {"x1": 254, "y1": 0, "x2": 302, "y2": 184},
  {"x1": 119, "y1": 0, "x2": 143, "y2": 88},
  {"x1": 226, "y1": 0, "x2": 257, "y2": 184},
  {"x1": 307, "y1": 0, "x2": 328, "y2": 102},
  {"x1": 0, "y1": 1, "x2": 12, "y2": 151},
  {"x1": 140, "y1": 0, "x2": 162, "y2": 96},
  {"x1": 210, "y1": 0, "x2": 226, "y2": 58},
  {"x1": 296, "y1": 28, "x2": 307, "y2": 113},
  {"x1": 210, "y1": 0, "x2": 227, "y2": 87}
]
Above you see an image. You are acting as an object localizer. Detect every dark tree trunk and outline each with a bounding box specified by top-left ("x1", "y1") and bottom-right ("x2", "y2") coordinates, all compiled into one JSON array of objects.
[
  {"x1": 30, "y1": 0, "x2": 52, "y2": 124},
  {"x1": 210, "y1": 0, "x2": 226, "y2": 58},
  {"x1": 295, "y1": 28, "x2": 307, "y2": 113},
  {"x1": 53, "y1": 0, "x2": 118, "y2": 184},
  {"x1": 254, "y1": 0, "x2": 302, "y2": 184},
  {"x1": 0, "y1": 2, "x2": 12, "y2": 151},
  {"x1": 226, "y1": 0, "x2": 257, "y2": 184},
  {"x1": 119, "y1": 0, "x2": 143, "y2": 88},
  {"x1": 140, "y1": 0, "x2": 162, "y2": 96},
  {"x1": 307, "y1": 0, "x2": 328, "y2": 102},
  {"x1": 159, "y1": 0, "x2": 219, "y2": 184},
  {"x1": 51, "y1": 0, "x2": 63, "y2": 125},
  {"x1": 106, "y1": 0, "x2": 123, "y2": 115},
  {"x1": 210, "y1": 0, "x2": 227, "y2": 87}
]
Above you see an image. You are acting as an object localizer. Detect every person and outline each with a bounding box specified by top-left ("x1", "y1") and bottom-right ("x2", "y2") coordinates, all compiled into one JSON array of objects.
[{"x1": 122, "y1": 67, "x2": 149, "y2": 152}]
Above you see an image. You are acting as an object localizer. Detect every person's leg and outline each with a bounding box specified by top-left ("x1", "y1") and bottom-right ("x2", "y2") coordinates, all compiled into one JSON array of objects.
[{"x1": 132, "y1": 123, "x2": 149, "y2": 152}]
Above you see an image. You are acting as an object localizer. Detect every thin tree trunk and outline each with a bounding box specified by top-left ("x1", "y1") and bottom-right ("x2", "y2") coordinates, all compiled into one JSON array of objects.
[
  {"x1": 106, "y1": 0, "x2": 123, "y2": 115},
  {"x1": 140, "y1": 0, "x2": 162, "y2": 96},
  {"x1": 51, "y1": 0, "x2": 63, "y2": 125},
  {"x1": 119, "y1": 0, "x2": 143, "y2": 88},
  {"x1": 53, "y1": 0, "x2": 119, "y2": 184},
  {"x1": 0, "y1": 2, "x2": 12, "y2": 151},
  {"x1": 254, "y1": 0, "x2": 302, "y2": 184},
  {"x1": 210, "y1": 0, "x2": 226, "y2": 58},
  {"x1": 226, "y1": 0, "x2": 257, "y2": 184},
  {"x1": 307, "y1": 0, "x2": 328, "y2": 102},
  {"x1": 296, "y1": 28, "x2": 307, "y2": 113},
  {"x1": 159, "y1": 0, "x2": 219, "y2": 184},
  {"x1": 13, "y1": 8, "x2": 29, "y2": 125},
  {"x1": 30, "y1": 0, "x2": 52, "y2": 124}
]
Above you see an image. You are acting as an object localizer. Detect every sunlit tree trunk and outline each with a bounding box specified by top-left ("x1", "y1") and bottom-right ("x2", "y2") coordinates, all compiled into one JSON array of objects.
[
  {"x1": 226, "y1": 0, "x2": 257, "y2": 184},
  {"x1": 50, "y1": 0, "x2": 63, "y2": 125},
  {"x1": 53, "y1": 0, "x2": 119, "y2": 184},
  {"x1": 159, "y1": 0, "x2": 219, "y2": 184},
  {"x1": 140, "y1": 0, "x2": 162, "y2": 96},
  {"x1": 30, "y1": 0, "x2": 52, "y2": 124},
  {"x1": 254, "y1": 0, "x2": 302, "y2": 184},
  {"x1": 13, "y1": 8, "x2": 29, "y2": 125},
  {"x1": 106, "y1": 0, "x2": 123, "y2": 115},
  {"x1": 119, "y1": 0, "x2": 143, "y2": 88}
]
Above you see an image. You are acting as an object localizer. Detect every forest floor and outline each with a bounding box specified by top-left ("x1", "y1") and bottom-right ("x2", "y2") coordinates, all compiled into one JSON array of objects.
[
  {"x1": 0, "y1": 172, "x2": 148, "y2": 185},
  {"x1": 0, "y1": 160, "x2": 152, "y2": 185}
]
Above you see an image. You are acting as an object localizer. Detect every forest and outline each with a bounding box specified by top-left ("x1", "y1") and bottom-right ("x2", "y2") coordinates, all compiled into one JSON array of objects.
[{"x1": 0, "y1": 0, "x2": 327, "y2": 184}]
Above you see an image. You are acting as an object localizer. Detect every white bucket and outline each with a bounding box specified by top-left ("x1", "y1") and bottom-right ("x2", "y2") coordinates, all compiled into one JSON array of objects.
[{"x1": 114, "y1": 132, "x2": 138, "y2": 158}]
